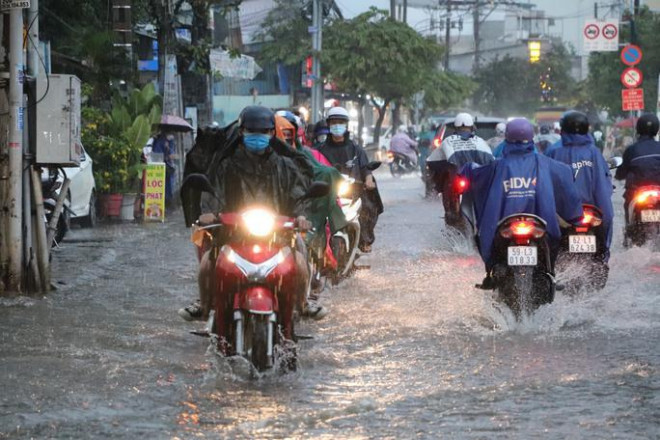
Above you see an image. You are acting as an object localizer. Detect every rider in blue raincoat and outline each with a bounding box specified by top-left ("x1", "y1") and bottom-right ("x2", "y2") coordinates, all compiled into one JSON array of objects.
[
  {"x1": 461, "y1": 118, "x2": 583, "y2": 288},
  {"x1": 546, "y1": 111, "x2": 614, "y2": 261}
]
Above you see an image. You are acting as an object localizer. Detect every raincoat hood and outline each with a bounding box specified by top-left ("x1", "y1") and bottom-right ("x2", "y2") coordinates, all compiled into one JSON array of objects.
[{"x1": 561, "y1": 133, "x2": 593, "y2": 147}]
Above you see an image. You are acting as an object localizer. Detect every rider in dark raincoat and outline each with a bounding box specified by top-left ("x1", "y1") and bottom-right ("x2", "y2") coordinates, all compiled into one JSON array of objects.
[
  {"x1": 546, "y1": 111, "x2": 614, "y2": 261},
  {"x1": 461, "y1": 118, "x2": 583, "y2": 288}
]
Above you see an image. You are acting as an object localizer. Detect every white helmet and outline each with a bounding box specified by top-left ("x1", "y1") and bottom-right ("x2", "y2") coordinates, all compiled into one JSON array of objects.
[
  {"x1": 553, "y1": 121, "x2": 561, "y2": 132},
  {"x1": 495, "y1": 122, "x2": 506, "y2": 135},
  {"x1": 398, "y1": 124, "x2": 407, "y2": 133},
  {"x1": 454, "y1": 112, "x2": 474, "y2": 128},
  {"x1": 326, "y1": 106, "x2": 350, "y2": 121}
]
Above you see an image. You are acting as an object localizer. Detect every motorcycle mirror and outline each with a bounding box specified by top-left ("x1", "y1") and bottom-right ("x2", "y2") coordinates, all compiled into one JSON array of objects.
[
  {"x1": 303, "y1": 181, "x2": 331, "y2": 199},
  {"x1": 182, "y1": 173, "x2": 216, "y2": 196},
  {"x1": 366, "y1": 161, "x2": 382, "y2": 171},
  {"x1": 608, "y1": 156, "x2": 623, "y2": 169}
]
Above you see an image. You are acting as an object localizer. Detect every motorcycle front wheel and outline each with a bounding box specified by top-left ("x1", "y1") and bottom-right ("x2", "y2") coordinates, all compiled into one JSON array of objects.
[{"x1": 246, "y1": 314, "x2": 273, "y2": 372}]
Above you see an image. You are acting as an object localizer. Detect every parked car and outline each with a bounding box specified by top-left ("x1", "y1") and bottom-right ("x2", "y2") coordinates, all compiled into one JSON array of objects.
[
  {"x1": 42, "y1": 146, "x2": 97, "y2": 239},
  {"x1": 432, "y1": 116, "x2": 507, "y2": 150}
]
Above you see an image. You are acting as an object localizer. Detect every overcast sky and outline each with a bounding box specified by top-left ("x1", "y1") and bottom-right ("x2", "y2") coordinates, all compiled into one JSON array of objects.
[{"x1": 338, "y1": 0, "x2": 605, "y2": 54}]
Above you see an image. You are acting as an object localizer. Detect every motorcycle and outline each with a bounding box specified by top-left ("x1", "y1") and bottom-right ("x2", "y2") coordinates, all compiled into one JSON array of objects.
[
  {"x1": 387, "y1": 151, "x2": 418, "y2": 177},
  {"x1": 624, "y1": 185, "x2": 660, "y2": 247},
  {"x1": 445, "y1": 173, "x2": 469, "y2": 230},
  {"x1": 488, "y1": 214, "x2": 555, "y2": 318},
  {"x1": 557, "y1": 204, "x2": 609, "y2": 291},
  {"x1": 185, "y1": 174, "x2": 329, "y2": 372},
  {"x1": 41, "y1": 166, "x2": 73, "y2": 245},
  {"x1": 329, "y1": 160, "x2": 381, "y2": 285}
]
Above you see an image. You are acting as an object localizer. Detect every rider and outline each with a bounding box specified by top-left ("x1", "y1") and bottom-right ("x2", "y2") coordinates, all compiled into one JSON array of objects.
[
  {"x1": 486, "y1": 122, "x2": 506, "y2": 151},
  {"x1": 426, "y1": 112, "x2": 494, "y2": 224},
  {"x1": 317, "y1": 106, "x2": 383, "y2": 253},
  {"x1": 390, "y1": 124, "x2": 419, "y2": 166},
  {"x1": 535, "y1": 124, "x2": 560, "y2": 154},
  {"x1": 312, "y1": 121, "x2": 330, "y2": 149},
  {"x1": 614, "y1": 113, "x2": 660, "y2": 221},
  {"x1": 179, "y1": 106, "x2": 325, "y2": 321},
  {"x1": 547, "y1": 111, "x2": 614, "y2": 263},
  {"x1": 461, "y1": 118, "x2": 583, "y2": 289}
]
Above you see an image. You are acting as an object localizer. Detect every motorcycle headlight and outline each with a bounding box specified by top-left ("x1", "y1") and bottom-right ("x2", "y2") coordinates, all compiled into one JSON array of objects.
[
  {"x1": 337, "y1": 180, "x2": 351, "y2": 197},
  {"x1": 242, "y1": 209, "x2": 276, "y2": 237}
]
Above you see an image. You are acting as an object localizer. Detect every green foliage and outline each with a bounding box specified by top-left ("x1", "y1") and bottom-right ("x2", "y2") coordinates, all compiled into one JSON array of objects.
[
  {"x1": 472, "y1": 42, "x2": 576, "y2": 117},
  {"x1": 257, "y1": 0, "x2": 312, "y2": 67},
  {"x1": 422, "y1": 71, "x2": 476, "y2": 112},
  {"x1": 586, "y1": 8, "x2": 660, "y2": 116},
  {"x1": 323, "y1": 9, "x2": 444, "y2": 101},
  {"x1": 82, "y1": 84, "x2": 162, "y2": 193}
]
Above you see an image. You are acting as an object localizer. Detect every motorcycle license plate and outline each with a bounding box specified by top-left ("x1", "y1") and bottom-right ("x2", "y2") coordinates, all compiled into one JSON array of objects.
[
  {"x1": 641, "y1": 209, "x2": 660, "y2": 223},
  {"x1": 507, "y1": 246, "x2": 537, "y2": 266},
  {"x1": 569, "y1": 235, "x2": 597, "y2": 253}
]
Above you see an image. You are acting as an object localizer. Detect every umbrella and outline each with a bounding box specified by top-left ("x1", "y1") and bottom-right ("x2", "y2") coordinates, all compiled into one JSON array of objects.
[
  {"x1": 157, "y1": 114, "x2": 193, "y2": 132},
  {"x1": 614, "y1": 117, "x2": 638, "y2": 129}
]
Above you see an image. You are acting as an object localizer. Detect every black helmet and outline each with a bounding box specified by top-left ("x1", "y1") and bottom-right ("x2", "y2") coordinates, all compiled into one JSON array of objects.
[
  {"x1": 560, "y1": 111, "x2": 589, "y2": 135},
  {"x1": 540, "y1": 124, "x2": 551, "y2": 135},
  {"x1": 238, "y1": 106, "x2": 275, "y2": 131},
  {"x1": 636, "y1": 113, "x2": 660, "y2": 137}
]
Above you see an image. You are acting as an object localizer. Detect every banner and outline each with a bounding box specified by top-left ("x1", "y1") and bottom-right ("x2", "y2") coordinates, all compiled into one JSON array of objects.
[
  {"x1": 209, "y1": 49, "x2": 262, "y2": 80},
  {"x1": 143, "y1": 163, "x2": 166, "y2": 222}
]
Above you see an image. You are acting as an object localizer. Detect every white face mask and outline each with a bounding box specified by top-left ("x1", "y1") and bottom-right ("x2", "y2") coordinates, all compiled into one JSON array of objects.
[
  {"x1": 317, "y1": 134, "x2": 327, "y2": 143},
  {"x1": 330, "y1": 124, "x2": 347, "y2": 137}
]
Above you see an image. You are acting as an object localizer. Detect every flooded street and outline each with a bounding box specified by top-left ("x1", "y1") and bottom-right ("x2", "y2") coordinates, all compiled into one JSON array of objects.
[{"x1": 1, "y1": 173, "x2": 659, "y2": 439}]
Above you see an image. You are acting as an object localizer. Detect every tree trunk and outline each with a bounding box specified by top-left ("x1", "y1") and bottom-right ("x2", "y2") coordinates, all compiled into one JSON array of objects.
[
  {"x1": 371, "y1": 97, "x2": 391, "y2": 148},
  {"x1": 357, "y1": 98, "x2": 365, "y2": 147},
  {"x1": 392, "y1": 100, "x2": 401, "y2": 129}
]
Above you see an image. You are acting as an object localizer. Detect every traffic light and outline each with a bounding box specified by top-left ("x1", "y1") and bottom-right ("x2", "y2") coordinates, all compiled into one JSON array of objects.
[{"x1": 528, "y1": 41, "x2": 541, "y2": 63}]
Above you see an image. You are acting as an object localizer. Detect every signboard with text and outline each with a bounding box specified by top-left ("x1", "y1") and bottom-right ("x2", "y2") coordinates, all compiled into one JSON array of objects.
[
  {"x1": 0, "y1": 0, "x2": 30, "y2": 10},
  {"x1": 622, "y1": 88, "x2": 645, "y2": 111},
  {"x1": 583, "y1": 19, "x2": 619, "y2": 52},
  {"x1": 143, "y1": 163, "x2": 166, "y2": 222}
]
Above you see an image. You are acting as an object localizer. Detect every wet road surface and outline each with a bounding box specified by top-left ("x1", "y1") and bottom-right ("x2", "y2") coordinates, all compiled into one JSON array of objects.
[{"x1": 1, "y1": 173, "x2": 659, "y2": 439}]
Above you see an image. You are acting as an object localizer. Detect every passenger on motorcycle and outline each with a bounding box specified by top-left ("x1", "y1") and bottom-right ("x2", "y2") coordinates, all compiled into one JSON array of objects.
[
  {"x1": 390, "y1": 125, "x2": 419, "y2": 166},
  {"x1": 461, "y1": 118, "x2": 583, "y2": 289},
  {"x1": 614, "y1": 113, "x2": 660, "y2": 220},
  {"x1": 546, "y1": 111, "x2": 614, "y2": 261},
  {"x1": 317, "y1": 106, "x2": 384, "y2": 253},
  {"x1": 312, "y1": 121, "x2": 330, "y2": 149},
  {"x1": 427, "y1": 112, "x2": 494, "y2": 224},
  {"x1": 179, "y1": 106, "x2": 326, "y2": 321}
]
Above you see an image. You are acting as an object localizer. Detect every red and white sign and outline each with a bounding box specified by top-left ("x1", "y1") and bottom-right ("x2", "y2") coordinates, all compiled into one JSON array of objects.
[
  {"x1": 622, "y1": 88, "x2": 645, "y2": 111},
  {"x1": 621, "y1": 67, "x2": 643, "y2": 88},
  {"x1": 583, "y1": 19, "x2": 619, "y2": 52}
]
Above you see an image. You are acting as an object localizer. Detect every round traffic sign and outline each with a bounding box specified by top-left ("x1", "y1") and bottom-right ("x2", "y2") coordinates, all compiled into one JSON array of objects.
[
  {"x1": 602, "y1": 23, "x2": 618, "y2": 40},
  {"x1": 584, "y1": 23, "x2": 600, "y2": 40},
  {"x1": 621, "y1": 44, "x2": 643, "y2": 66},
  {"x1": 621, "y1": 67, "x2": 643, "y2": 88}
]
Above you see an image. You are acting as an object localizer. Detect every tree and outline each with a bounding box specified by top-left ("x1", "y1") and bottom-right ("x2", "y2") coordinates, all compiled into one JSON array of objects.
[
  {"x1": 586, "y1": 7, "x2": 660, "y2": 117},
  {"x1": 472, "y1": 42, "x2": 576, "y2": 117},
  {"x1": 323, "y1": 8, "x2": 444, "y2": 145},
  {"x1": 419, "y1": 71, "x2": 476, "y2": 117}
]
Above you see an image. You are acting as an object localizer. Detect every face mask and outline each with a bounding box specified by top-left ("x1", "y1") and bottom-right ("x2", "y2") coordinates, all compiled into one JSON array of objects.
[
  {"x1": 317, "y1": 135, "x2": 327, "y2": 143},
  {"x1": 458, "y1": 131, "x2": 474, "y2": 140},
  {"x1": 243, "y1": 133, "x2": 271, "y2": 153},
  {"x1": 330, "y1": 124, "x2": 347, "y2": 137}
]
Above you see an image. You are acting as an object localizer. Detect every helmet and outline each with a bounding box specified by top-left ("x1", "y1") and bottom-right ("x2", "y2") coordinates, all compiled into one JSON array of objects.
[
  {"x1": 326, "y1": 106, "x2": 350, "y2": 122},
  {"x1": 495, "y1": 122, "x2": 506, "y2": 136},
  {"x1": 636, "y1": 113, "x2": 659, "y2": 137},
  {"x1": 275, "y1": 110, "x2": 298, "y2": 130},
  {"x1": 239, "y1": 106, "x2": 275, "y2": 130},
  {"x1": 505, "y1": 118, "x2": 535, "y2": 143},
  {"x1": 454, "y1": 113, "x2": 474, "y2": 128},
  {"x1": 540, "y1": 125, "x2": 550, "y2": 135},
  {"x1": 553, "y1": 121, "x2": 561, "y2": 132},
  {"x1": 560, "y1": 111, "x2": 589, "y2": 135},
  {"x1": 313, "y1": 120, "x2": 329, "y2": 136},
  {"x1": 398, "y1": 124, "x2": 408, "y2": 133}
]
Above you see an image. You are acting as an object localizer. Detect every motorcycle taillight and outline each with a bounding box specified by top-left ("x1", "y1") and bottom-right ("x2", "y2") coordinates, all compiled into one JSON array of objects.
[
  {"x1": 433, "y1": 137, "x2": 441, "y2": 149},
  {"x1": 635, "y1": 189, "x2": 660, "y2": 205},
  {"x1": 581, "y1": 210, "x2": 602, "y2": 227},
  {"x1": 500, "y1": 220, "x2": 545, "y2": 240},
  {"x1": 453, "y1": 176, "x2": 469, "y2": 194}
]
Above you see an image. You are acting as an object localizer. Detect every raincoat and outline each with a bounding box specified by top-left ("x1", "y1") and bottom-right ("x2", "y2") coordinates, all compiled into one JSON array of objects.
[
  {"x1": 547, "y1": 133, "x2": 614, "y2": 253},
  {"x1": 615, "y1": 135, "x2": 660, "y2": 190},
  {"x1": 462, "y1": 142, "x2": 583, "y2": 269},
  {"x1": 390, "y1": 132, "x2": 419, "y2": 165}
]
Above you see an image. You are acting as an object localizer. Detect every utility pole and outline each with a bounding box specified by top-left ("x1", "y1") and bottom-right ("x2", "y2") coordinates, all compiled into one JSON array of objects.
[
  {"x1": 403, "y1": 0, "x2": 408, "y2": 23},
  {"x1": 7, "y1": 9, "x2": 24, "y2": 292},
  {"x1": 444, "y1": 1, "x2": 452, "y2": 71},
  {"x1": 310, "y1": 0, "x2": 324, "y2": 123},
  {"x1": 594, "y1": 2, "x2": 598, "y2": 19},
  {"x1": 390, "y1": 0, "x2": 396, "y2": 19},
  {"x1": 473, "y1": 0, "x2": 480, "y2": 71}
]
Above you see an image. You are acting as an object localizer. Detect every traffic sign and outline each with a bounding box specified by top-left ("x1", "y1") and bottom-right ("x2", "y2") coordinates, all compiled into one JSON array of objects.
[
  {"x1": 621, "y1": 67, "x2": 643, "y2": 88},
  {"x1": 583, "y1": 19, "x2": 619, "y2": 52},
  {"x1": 622, "y1": 88, "x2": 644, "y2": 111},
  {"x1": 621, "y1": 44, "x2": 643, "y2": 66}
]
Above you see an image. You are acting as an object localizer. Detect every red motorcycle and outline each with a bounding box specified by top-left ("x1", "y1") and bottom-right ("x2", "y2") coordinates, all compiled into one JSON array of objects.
[{"x1": 185, "y1": 175, "x2": 328, "y2": 372}]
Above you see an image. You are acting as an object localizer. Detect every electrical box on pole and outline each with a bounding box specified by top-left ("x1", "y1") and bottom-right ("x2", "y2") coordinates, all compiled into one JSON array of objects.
[{"x1": 35, "y1": 74, "x2": 82, "y2": 166}]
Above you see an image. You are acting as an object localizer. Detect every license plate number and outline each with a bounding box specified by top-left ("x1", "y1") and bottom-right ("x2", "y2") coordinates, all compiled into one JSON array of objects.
[
  {"x1": 641, "y1": 210, "x2": 660, "y2": 223},
  {"x1": 569, "y1": 235, "x2": 597, "y2": 253},
  {"x1": 507, "y1": 246, "x2": 538, "y2": 266}
]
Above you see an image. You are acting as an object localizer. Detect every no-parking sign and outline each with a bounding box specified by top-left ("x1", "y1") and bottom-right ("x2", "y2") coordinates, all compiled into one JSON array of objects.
[{"x1": 583, "y1": 19, "x2": 619, "y2": 52}]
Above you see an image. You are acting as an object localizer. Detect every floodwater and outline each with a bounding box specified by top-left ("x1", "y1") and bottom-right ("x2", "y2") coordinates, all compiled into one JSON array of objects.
[{"x1": 1, "y1": 173, "x2": 659, "y2": 439}]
